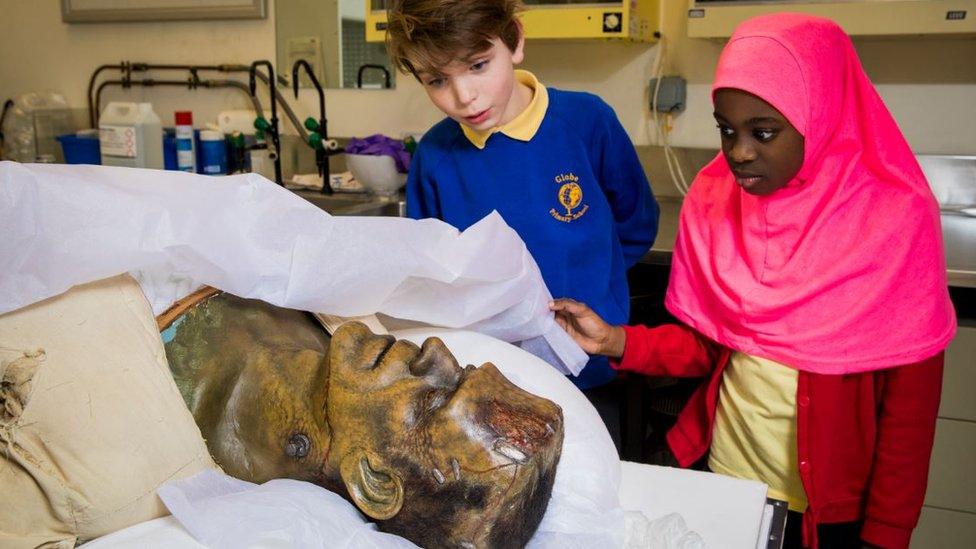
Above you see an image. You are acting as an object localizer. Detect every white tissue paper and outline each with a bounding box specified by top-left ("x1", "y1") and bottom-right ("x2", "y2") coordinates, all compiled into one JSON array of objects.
[
  {"x1": 0, "y1": 162, "x2": 586, "y2": 374},
  {"x1": 158, "y1": 470, "x2": 418, "y2": 549},
  {"x1": 624, "y1": 512, "x2": 706, "y2": 549}
]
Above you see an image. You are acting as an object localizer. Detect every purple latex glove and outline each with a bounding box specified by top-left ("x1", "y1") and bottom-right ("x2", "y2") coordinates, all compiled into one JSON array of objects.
[{"x1": 345, "y1": 134, "x2": 411, "y2": 173}]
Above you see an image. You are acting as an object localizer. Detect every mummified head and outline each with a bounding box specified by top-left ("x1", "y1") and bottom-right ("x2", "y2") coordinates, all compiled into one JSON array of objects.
[{"x1": 163, "y1": 293, "x2": 564, "y2": 549}]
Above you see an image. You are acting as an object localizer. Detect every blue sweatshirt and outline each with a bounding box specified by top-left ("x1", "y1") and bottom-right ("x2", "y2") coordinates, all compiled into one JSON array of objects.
[{"x1": 407, "y1": 73, "x2": 659, "y2": 389}]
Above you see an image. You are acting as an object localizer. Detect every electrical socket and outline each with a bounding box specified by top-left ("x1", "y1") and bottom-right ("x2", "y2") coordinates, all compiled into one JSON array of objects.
[{"x1": 649, "y1": 76, "x2": 687, "y2": 113}]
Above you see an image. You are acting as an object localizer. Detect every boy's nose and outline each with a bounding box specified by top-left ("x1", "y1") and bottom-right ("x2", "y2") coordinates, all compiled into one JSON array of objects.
[{"x1": 452, "y1": 80, "x2": 477, "y2": 106}]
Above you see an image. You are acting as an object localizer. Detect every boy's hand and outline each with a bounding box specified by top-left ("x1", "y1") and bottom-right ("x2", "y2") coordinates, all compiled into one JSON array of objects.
[{"x1": 549, "y1": 298, "x2": 626, "y2": 359}]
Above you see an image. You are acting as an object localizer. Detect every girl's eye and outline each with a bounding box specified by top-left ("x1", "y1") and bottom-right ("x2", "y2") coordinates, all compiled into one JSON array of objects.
[
  {"x1": 426, "y1": 77, "x2": 445, "y2": 88},
  {"x1": 716, "y1": 124, "x2": 734, "y2": 138},
  {"x1": 754, "y1": 129, "x2": 777, "y2": 142}
]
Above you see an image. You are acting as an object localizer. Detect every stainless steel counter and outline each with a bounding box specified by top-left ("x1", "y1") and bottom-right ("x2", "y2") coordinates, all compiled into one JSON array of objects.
[
  {"x1": 641, "y1": 197, "x2": 976, "y2": 288},
  {"x1": 292, "y1": 189, "x2": 406, "y2": 217},
  {"x1": 942, "y1": 212, "x2": 976, "y2": 288}
]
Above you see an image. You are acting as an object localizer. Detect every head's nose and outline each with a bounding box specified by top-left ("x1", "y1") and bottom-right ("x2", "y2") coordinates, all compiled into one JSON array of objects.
[{"x1": 410, "y1": 337, "x2": 461, "y2": 387}]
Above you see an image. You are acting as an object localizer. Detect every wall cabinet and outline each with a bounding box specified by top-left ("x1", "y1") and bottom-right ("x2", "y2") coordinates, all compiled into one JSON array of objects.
[
  {"x1": 364, "y1": 0, "x2": 659, "y2": 43},
  {"x1": 687, "y1": 1, "x2": 976, "y2": 38}
]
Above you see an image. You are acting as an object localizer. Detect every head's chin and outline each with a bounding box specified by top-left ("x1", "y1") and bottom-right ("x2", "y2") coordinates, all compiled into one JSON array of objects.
[
  {"x1": 374, "y1": 429, "x2": 562, "y2": 549},
  {"x1": 487, "y1": 429, "x2": 562, "y2": 548}
]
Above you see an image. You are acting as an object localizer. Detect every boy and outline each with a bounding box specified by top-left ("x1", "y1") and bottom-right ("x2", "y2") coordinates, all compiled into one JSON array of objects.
[{"x1": 387, "y1": 0, "x2": 659, "y2": 442}]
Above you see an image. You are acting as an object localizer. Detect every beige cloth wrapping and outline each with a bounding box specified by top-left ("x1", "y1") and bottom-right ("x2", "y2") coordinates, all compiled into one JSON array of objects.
[{"x1": 0, "y1": 275, "x2": 216, "y2": 547}]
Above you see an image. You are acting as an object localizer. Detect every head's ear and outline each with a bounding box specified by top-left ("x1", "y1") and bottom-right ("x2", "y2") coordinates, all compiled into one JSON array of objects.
[{"x1": 339, "y1": 451, "x2": 404, "y2": 520}]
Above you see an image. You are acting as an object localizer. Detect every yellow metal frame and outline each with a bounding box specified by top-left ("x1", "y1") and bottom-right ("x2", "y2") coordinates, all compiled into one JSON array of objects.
[
  {"x1": 366, "y1": 1, "x2": 659, "y2": 43},
  {"x1": 687, "y1": 1, "x2": 976, "y2": 38}
]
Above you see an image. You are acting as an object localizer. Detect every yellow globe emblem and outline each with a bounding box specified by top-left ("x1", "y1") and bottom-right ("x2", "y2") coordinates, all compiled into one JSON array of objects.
[{"x1": 558, "y1": 183, "x2": 583, "y2": 215}]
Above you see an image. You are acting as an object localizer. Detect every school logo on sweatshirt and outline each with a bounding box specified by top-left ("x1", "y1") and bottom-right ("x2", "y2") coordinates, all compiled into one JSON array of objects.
[{"x1": 550, "y1": 173, "x2": 589, "y2": 223}]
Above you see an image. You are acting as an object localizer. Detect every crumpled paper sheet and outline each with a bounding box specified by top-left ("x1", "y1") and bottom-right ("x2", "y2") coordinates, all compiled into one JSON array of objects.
[
  {"x1": 158, "y1": 472, "x2": 704, "y2": 549},
  {"x1": 625, "y1": 512, "x2": 706, "y2": 549},
  {"x1": 0, "y1": 162, "x2": 586, "y2": 374},
  {"x1": 158, "y1": 470, "x2": 419, "y2": 549}
]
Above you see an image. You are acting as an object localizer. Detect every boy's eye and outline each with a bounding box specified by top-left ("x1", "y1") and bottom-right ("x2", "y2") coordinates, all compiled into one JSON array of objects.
[
  {"x1": 716, "y1": 124, "x2": 734, "y2": 138},
  {"x1": 426, "y1": 77, "x2": 445, "y2": 88},
  {"x1": 753, "y1": 129, "x2": 777, "y2": 142},
  {"x1": 471, "y1": 60, "x2": 488, "y2": 71}
]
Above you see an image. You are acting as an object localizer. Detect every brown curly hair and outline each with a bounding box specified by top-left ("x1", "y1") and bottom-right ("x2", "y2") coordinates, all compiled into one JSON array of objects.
[{"x1": 385, "y1": 0, "x2": 524, "y2": 77}]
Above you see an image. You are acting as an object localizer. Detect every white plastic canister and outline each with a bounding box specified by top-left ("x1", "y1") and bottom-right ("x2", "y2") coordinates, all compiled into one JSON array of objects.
[{"x1": 99, "y1": 102, "x2": 164, "y2": 169}]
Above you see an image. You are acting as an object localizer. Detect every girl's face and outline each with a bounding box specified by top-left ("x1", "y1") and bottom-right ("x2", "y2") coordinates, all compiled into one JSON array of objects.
[{"x1": 713, "y1": 88, "x2": 805, "y2": 196}]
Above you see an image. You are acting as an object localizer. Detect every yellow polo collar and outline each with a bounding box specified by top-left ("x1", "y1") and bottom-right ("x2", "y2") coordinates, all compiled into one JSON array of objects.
[{"x1": 461, "y1": 70, "x2": 549, "y2": 149}]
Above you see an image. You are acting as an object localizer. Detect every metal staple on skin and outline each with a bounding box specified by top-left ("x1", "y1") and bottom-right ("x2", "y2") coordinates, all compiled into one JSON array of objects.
[{"x1": 492, "y1": 439, "x2": 527, "y2": 464}]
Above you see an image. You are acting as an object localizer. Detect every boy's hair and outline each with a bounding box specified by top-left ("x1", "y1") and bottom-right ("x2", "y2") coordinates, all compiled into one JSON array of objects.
[{"x1": 386, "y1": 0, "x2": 524, "y2": 77}]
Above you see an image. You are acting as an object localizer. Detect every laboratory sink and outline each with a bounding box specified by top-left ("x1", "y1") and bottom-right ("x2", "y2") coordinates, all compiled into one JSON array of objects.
[
  {"x1": 343, "y1": 200, "x2": 406, "y2": 217},
  {"x1": 293, "y1": 189, "x2": 406, "y2": 217}
]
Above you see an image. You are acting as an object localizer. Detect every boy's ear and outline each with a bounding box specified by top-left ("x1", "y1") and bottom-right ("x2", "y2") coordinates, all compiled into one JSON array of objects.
[{"x1": 512, "y1": 18, "x2": 526, "y2": 64}]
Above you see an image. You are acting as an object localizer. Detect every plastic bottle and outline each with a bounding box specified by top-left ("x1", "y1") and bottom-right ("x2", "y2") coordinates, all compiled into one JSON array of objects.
[
  {"x1": 98, "y1": 102, "x2": 163, "y2": 169},
  {"x1": 250, "y1": 147, "x2": 275, "y2": 181},
  {"x1": 1, "y1": 92, "x2": 73, "y2": 163},
  {"x1": 249, "y1": 129, "x2": 276, "y2": 181},
  {"x1": 174, "y1": 111, "x2": 195, "y2": 172},
  {"x1": 199, "y1": 130, "x2": 227, "y2": 175}
]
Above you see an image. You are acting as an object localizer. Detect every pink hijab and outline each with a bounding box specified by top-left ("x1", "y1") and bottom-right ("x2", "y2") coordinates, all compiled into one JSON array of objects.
[{"x1": 665, "y1": 13, "x2": 956, "y2": 374}]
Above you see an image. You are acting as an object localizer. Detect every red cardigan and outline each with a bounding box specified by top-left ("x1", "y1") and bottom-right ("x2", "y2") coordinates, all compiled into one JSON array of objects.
[{"x1": 616, "y1": 323, "x2": 944, "y2": 549}]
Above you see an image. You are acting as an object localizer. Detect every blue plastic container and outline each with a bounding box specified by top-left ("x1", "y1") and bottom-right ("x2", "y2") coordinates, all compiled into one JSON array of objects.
[
  {"x1": 57, "y1": 134, "x2": 101, "y2": 165},
  {"x1": 163, "y1": 132, "x2": 178, "y2": 170},
  {"x1": 165, "y1": 129, "x2": 213, "y2": 172},
  {"x1": 199, "y1": 130, "x2": 227, "y2": 175}
]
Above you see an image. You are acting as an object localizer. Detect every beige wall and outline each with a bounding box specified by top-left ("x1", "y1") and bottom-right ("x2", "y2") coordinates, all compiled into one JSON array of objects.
[
  {"x1": 1, "y1": 1, "x2": 974, "y2": 154},
  {"x1": 275, "y1": 0, "x2": 341, "y2": 90}
]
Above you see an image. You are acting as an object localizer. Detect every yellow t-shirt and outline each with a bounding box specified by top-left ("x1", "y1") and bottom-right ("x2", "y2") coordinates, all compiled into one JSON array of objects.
[{"x1": 708, "y1": 352, "x2": 809, "y2": 512}]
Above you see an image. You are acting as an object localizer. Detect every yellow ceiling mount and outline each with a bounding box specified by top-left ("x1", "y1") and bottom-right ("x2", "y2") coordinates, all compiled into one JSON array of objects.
[{"x1": 365, "y1": 1, "x2": 660, "y2": 44}]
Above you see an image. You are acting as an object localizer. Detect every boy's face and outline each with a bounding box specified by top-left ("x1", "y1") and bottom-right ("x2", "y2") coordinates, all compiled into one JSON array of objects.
[
  {"x1": 417, "y1": 35, "x2": 527, "y2": 131},
  {"x1": 713, "y1": 88, "x2": 805, "y2": 196}
]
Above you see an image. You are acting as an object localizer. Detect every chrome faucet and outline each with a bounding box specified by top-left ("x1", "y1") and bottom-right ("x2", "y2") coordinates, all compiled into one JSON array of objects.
[
  {"x1": 292, "y1": 60, "x2": 339, "y2": 194},
  {"x1": 249, "y1": 60, "x2": 282, "y2": 185}
]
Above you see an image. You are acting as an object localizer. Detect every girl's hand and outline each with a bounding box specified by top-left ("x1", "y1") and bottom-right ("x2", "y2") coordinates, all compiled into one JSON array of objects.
[{"x1": 549, "y1": 298, "x2": 626, "y2": 358}]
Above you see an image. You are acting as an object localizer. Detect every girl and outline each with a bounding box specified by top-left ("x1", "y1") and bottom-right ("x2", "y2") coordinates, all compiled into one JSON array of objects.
[{"x1": 551, "y1": 13, "x2": 956, "y2": 549}]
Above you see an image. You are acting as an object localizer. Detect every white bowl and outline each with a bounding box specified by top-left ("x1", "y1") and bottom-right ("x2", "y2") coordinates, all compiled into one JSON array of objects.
[{"x1": 344, "y1": 153, "x2": 407, "y2": 196}]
